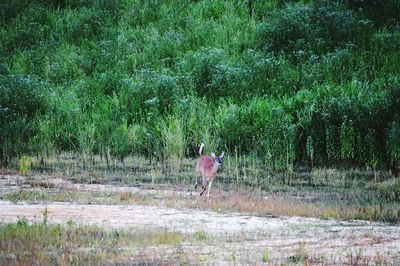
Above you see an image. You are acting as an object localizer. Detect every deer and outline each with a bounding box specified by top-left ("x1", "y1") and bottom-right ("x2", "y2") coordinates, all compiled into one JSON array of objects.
[{"x1": 194, "y1": 143, "x2": 224, "y2": 199}]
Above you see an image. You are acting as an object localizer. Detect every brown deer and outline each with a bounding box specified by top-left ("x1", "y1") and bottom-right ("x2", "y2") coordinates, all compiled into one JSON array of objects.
[{"x1": 195, "y1": 143, "x2": 224, "y2": 199}]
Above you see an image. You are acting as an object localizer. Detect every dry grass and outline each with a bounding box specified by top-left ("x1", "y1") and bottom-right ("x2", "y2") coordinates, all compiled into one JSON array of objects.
[{"x1": 161, "y1": 189, "x2": 400, "y2": 223}]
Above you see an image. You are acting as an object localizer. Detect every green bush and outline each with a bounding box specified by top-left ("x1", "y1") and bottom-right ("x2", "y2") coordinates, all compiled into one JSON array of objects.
[
  {"x1": 256, "y1": 1, "x2": 371, "y2": 62},
  {"x1": 19, "y1": 155, "x2": 33, "y2": 174},
  {"x1": 127, "y1": 70, "x2": 186, "y2": 120},
  {"x1": 0, "y1": 75, "x2": 48, "y2": 166},
  {"x1": 3, "y1": 3, "x2": 51, "y2": 50},
  {"x1": 242, "y1": 50, "x2": 298, "y2": 97},
  {"x1": 347, "y1": 0, "x2": 400, "y2": 27}
]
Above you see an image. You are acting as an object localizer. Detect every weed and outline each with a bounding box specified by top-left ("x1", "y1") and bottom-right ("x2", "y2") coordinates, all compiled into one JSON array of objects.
[
  {"x1": 262, "y1": 248, "x2": 269, "y2": 262},
  {"x1": 18, "y1": 156, "x2": 33, "y2": 175},
  {"x1": 195, "y1": 230, "x2": 208, "y2": 241},
  {"x1": 288, "y1": 242, "x2": 309, "y2": 263},
  {"x1": 42, "y1": 207, "x2": 48, "y2": 226}
]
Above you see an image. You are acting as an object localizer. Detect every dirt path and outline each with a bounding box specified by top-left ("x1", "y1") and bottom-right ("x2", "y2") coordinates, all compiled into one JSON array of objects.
[
  {"x1": 1, "y1": 200, "x2": 400, "y2": 264},
  {"x1": 0, "y1": 200, "x2": 332, "y2": 233},
  {"x1": 1, "y1": 174, "x2": 400, "y2": 263}
]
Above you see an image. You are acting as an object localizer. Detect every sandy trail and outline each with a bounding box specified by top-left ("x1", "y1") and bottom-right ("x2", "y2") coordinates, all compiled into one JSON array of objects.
[
  {"x1": 1, "y1": 200, "x2": 400, "y2": 263},
  {"x1": 0, "y1": 200, "x2": 332, "y2": 234}
]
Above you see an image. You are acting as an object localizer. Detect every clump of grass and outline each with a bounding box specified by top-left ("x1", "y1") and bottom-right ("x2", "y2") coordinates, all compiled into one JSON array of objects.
[
  {"x1": 195, "y1": 230, "x2": 208, "y2": 241},
  {"x1": 160, "y1": 117, "x2": 186, "y2": 170},
  {"x1": 288, "y1": 242, "x2": 309, "y2": 264},
  {"x1": 262, "y1": 249, "x2": 269, "y2": 262},
  {"x1": 120, "y1": 192, "x2": 133, "y2": 201},
  {"x1": 153, "y1": 229, "x2": 183, "y2": 245},
  {"x1": 18, "y1": 156, "x2": 33, "y2": 175}
]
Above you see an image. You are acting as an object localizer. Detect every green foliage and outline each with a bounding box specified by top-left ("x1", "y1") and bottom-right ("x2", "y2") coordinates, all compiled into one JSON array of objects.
[
  {"x1": 340, "y1": 119, "x2": 356, "y2": 161},
  {"x1": 2, "y1": 3, "x2": 51, "y2": 50},
  {"x1": 347, "y1": 0, "x2": 400, "y2": 27},
  {"x1": 18, "y1": 155, "x2": 33, "y2": 174},
  {"x1": 326, "y1": 125, "x2": 340, "y2": 163},
  {"x1": 0, "y1": 75, "x2": 48, "y2": 165},
  {"x1": 0, "y1": 0, "x2": 400, "y2": 173},
  {"x1": 195, "y1": 230, "x2": 208, "y2": 241},
  {"x1": 387, "y1": 119, "x2": 400, "y2": 173},
  {"x1": 262, "y1": 249, "x2": 269, "y2": 262},
  {"x1": 111, "y1": 120, "x2": 131, "y2": 161},
  {"x1": 256, "y1": 1, "x2": 371, "y2": 62},
  {"x1": 161, "y1": 117, "x2": 187, "y2": 161}
]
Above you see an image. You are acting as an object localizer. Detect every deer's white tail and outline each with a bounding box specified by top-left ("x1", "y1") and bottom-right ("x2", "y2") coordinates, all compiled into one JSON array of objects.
[{"x1": 199, "y1": 143, "x2": 205, "y2": 156}]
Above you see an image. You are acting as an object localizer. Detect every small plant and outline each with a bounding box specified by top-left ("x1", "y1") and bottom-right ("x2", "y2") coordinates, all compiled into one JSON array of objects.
[
  {"x1": 195, "y1": 230, "x2": 207, "y2": 241},
  {"x1": 289, "y1": 242, "x2": 309, "y2": 263},
  {"x1": 262, "y1": 249, "x2": 269, "y2": 262},
  {"x1": 19, "y1": 155, "x2": 33, "y2": 175},
  {"x1": 42, "y1": 207, "x2": 48, "y2": 226}
]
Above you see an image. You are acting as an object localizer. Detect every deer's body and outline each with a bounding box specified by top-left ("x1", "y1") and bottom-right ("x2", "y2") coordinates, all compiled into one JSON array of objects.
[
  {"x1": 196, "y1": 156, "x2": 219, "y2": 181},
  {"x1": 194, "y1": 143, "x2": 224, "y2": 199}
]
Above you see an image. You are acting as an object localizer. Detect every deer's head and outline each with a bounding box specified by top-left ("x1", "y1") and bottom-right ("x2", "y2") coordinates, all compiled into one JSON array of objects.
[{"x1": 211, "y1": 152, "x2": 224, "y2": 165}]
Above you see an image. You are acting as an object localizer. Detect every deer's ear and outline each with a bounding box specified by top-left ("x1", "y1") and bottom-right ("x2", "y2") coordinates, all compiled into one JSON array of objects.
[
  {"x1": 220, "y1": 152, "x2": 224, "y2": 158},
  {"x1": 211, "y1": 153, "x2": 216, "y2": 159}
]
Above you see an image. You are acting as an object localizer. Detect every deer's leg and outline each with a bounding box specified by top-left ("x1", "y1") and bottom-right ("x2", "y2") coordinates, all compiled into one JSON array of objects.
[
  {"x1": 194, "y1": 174, "x2": 198, "y2": 189},
  {"x1": 200, "y1": 185, "x2": 207, "y2": 196},
  {"x1": 200, "y1": 178, "x2": 207, "y2": 196},
  {"x1": 201, "y1": 176, "x2": 206, "y2": 190},
  {"x1": 207, "y1": 179, "x2": 213, "y2": 199}
]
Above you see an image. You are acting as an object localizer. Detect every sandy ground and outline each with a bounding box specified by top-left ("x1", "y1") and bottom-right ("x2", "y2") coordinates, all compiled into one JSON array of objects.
[
  {"x1": 1, "y1": 174, "x2": 400, "y2": 264},
  {"x1": 1, "y1": 200, "x2": 400, "y2": 264}
]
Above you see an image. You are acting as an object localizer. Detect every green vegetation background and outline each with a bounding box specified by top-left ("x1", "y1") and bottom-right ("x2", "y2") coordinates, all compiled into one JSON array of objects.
[{"x1": 1, "y1": 0, "x2": 400, "y2": 173}]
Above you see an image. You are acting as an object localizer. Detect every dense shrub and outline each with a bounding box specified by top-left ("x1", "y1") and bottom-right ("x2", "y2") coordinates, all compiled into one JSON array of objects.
[
  {"x1": 0, "y1": 75, "x2": 48, "y2": 165},
  {"x1": 3, "y1": 4, "x2": 51, "y2": 50},
  {"x1": 242, "y1": 50, "x2": 299, "y2": 97},
  {"x1": 347, "y1": 0, "x2": 400, "y2": 27},
  {"x1": 122, "y1": 69, "x2": 184, "y2": 122},
  {"x1": 256, "y1": 1, "x2": 371, "y2": 62}
]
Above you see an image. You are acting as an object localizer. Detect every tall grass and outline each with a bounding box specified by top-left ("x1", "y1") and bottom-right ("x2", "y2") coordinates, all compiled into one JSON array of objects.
[{"x1": 160, "y1": 116, "x2": 187, "y2": 172}]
